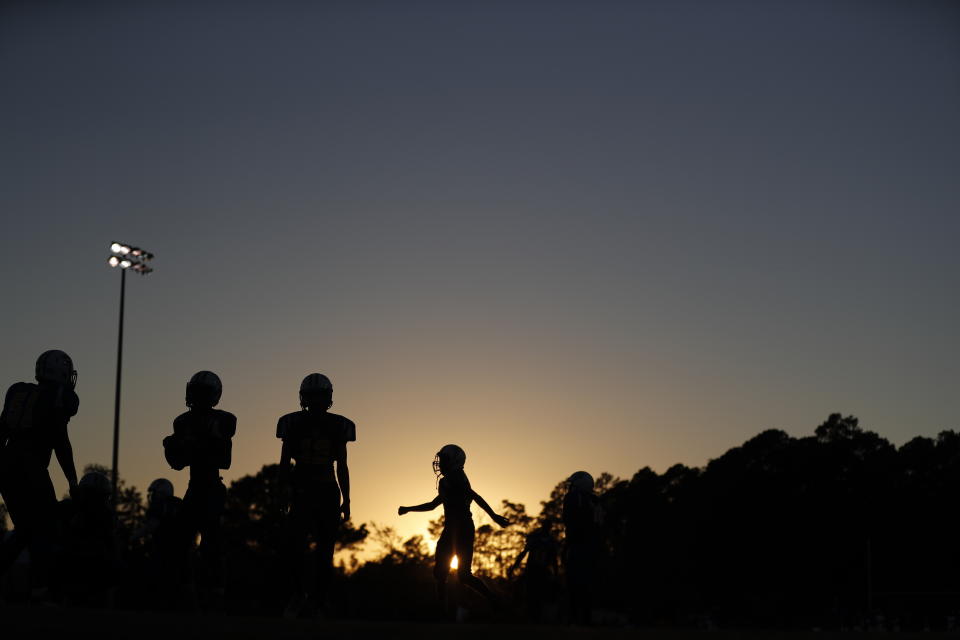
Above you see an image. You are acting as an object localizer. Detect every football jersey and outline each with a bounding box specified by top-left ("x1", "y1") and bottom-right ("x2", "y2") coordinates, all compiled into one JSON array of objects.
[
  {"x1": 562, "y1": 490, "x2": 599, "y2": 545},
  {"x1": 439, "y1": 470, "x2": 473, "y2": 523},
  {"x1": 171, "y1": 408, "x2": 237, "y2": 486},
  {"x1": 0, "y1": 382, "x2": 79, "y2": 469},
  {"x1": 277, "y1": 410, "x2": 355, "y2": 483}
]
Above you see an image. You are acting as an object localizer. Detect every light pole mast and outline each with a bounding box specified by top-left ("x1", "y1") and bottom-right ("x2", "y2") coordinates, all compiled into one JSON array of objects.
[
  {"x1": 112, "y1": 265, "x2": 126, "y2": 503},
  {"x1": 107, "y1": 241, "x2": 154, "y2": 507}
]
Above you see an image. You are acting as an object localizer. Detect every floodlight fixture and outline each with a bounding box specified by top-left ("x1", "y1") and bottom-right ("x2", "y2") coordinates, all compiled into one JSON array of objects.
[
  {"x1": 109, "y1": 240, "x2": 155, "y2": 275},
  {"x1": 110, "y1": 241, "x2": 134, "y2": 255}
]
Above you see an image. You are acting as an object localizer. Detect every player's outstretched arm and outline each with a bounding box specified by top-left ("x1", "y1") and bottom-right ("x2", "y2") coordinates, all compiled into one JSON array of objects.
[
  {"x1": 472, "y1": 490, "x2": 510, "y2": 527},
  {"x1": 398, "y1": 495, "x2": 441, "y2": 515}
]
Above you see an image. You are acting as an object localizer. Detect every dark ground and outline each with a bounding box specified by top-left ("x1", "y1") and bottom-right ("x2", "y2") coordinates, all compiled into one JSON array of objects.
[{"x1": 2, "y1": 607, "x2": 956, "y2": 640}]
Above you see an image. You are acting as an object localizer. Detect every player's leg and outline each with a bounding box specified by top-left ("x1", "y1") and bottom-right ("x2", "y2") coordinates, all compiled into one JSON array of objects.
[
  {"x1": 176, "y1": 487, "x2": 204, "y2": 609},
  {"x1": 206, "y1": 483, "x2": 230, "y2": 612},
  {"x1": 22, "y1": 469, "x2": 58, "y2": 598},
  {"x1": 454, "y1": 523, "x2": 495, "y2": 602},
  {"x1": 282, "y1": 489, "x2": 311, "y2": 617},
  {"x1": 0, "y1": 466, "x2": 32, "y2": 577},
  {"x1": 310, "y1": 483, "x2": 341, "y2": 611},
  {"x1": 565, "y1": 542, "x2": 593, "y2": 625},
  {"x1": 196, "y1": 483, "x2": 227, "y2": 603},
  {"x1": 433, "y1": 527, "x2": 455, "y2": 611}
]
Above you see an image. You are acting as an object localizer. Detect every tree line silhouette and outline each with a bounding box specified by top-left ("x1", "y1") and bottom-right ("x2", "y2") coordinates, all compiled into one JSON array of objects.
[{"x1": 3, "y1": 412, "x2": 958, "y2": 629}]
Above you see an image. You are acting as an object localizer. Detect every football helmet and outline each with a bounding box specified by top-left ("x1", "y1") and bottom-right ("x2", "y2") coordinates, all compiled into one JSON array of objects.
[
  {"x1": 79, "y1": 470, "x2": 112, "y2": 496},
  {"x1": 299, "y1": 373, "x2": 333, "y2": 410},
  {"x1": 433, "y1": 444, "x2": 466, "y2": 477},
  {"x1": 35, "y1": 350, "x2": 77, "y2": 388},
  {"x1": 147, "y1": 478, "x2": 175, "y2": 505},
  {"x1": 186, "y1": 370, "x2": 222, "y2": 408},
  {"x1": 568, "y1": 471, "x2": 594, "y2": 493}
]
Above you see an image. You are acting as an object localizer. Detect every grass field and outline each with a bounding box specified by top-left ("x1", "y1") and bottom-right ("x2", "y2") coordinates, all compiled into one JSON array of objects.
[{"x1": 3, "y1": 606, "x2": 956, "y2": 640}]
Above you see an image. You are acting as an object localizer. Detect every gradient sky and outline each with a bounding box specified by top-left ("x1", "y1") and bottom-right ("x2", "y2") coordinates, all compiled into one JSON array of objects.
[{"x1": 2, "y1": 0, "x2": 958, "y2": 544}]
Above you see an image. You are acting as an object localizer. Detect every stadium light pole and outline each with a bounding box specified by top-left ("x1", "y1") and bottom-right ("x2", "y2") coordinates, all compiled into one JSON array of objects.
[{"x1": 107, "y1": 242, "x2": 154, "y2": 507}]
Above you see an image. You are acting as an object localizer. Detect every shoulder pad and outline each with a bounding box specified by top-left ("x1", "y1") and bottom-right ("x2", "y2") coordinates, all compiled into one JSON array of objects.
[
  {"x1": 213, "y1": 410, "x2": 237, "y2": 438},
  {"x1": 3, "y1": 382, "x2": 33, "y2": 403},
  {"x1": 4, "y1": 382, "x2": 36, "y2": 403},
  {"x1": 328, "y1": 413, "x2": 356, "y2": 442},
  {"x1": 1, "y1": 383, "x2": 38, "y2": 429},
  {"x1": 172, "y1": 411, "x2": 191, "y2": 432},
  {"x1": 7, "y1": 381, "x2": 37, "y2": 395},
  {"x1": 276, "y1": 411, "x2": 302, "y2": 439}
]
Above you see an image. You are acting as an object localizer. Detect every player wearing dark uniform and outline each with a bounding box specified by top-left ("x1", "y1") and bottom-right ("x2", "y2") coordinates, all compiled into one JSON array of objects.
[
  {"x1": 277, "y1": 373, "x2": 354, "y2": 618},
  {"x1": 509, "y1": 524, "x2": 560, "y2": 621},
  {"x1": 55, "y1": 470, "x2": 116, "y2": 606},
  {"x1": 0, "y1": 350, "x2": 80, "y2": 596},
  {"x1": 133, "y1": 478, "x2": 183, "y2": 609},
  {"x1": 163, "y1": 370, "x2": 236, "y2": 606},
  {"x1": 398, "y1": 444, "x2": 510, "y2": 617},
  {"x1": 563, "y1": 470, "x2": 600, "y2": 625}
]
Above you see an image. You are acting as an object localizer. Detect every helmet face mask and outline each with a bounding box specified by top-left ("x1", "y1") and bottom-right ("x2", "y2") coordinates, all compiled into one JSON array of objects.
[
  {"x1": 186, "y1": 370, "x2": 222, "y2": 408},
  {"x1": 299, "y1": 373, "x2": 333, "y2": 410},
  {"x1": 35, "y1": 350, "x2": 77, "y2": 388}
]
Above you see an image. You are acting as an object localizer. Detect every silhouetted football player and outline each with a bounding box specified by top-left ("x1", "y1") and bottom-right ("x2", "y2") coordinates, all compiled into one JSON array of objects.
[
  {"x1": 163, "y1": 371, "x2": 236, "y2": 608},
  {"x1": 399, "y1": 444, "x2": 509, "y2": 618},
  {"x1": 563, "y1": 470, "x2": 600, "y2": 625},
  {"x1": 0, "y1": 350, "x2": 80, "y2": 598},
  {"x1": 277, "y1": 373, "x2": 354, "y2": 618},
  {"x1": 54, "y1": 470, "x2": 116, "y2": 606},
  {"x1": 509, "y1": 523, "x2": 560, "y2": 621},
  {"x1": 132, "y1": 478, "x2": 183, "y2": 609}
]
